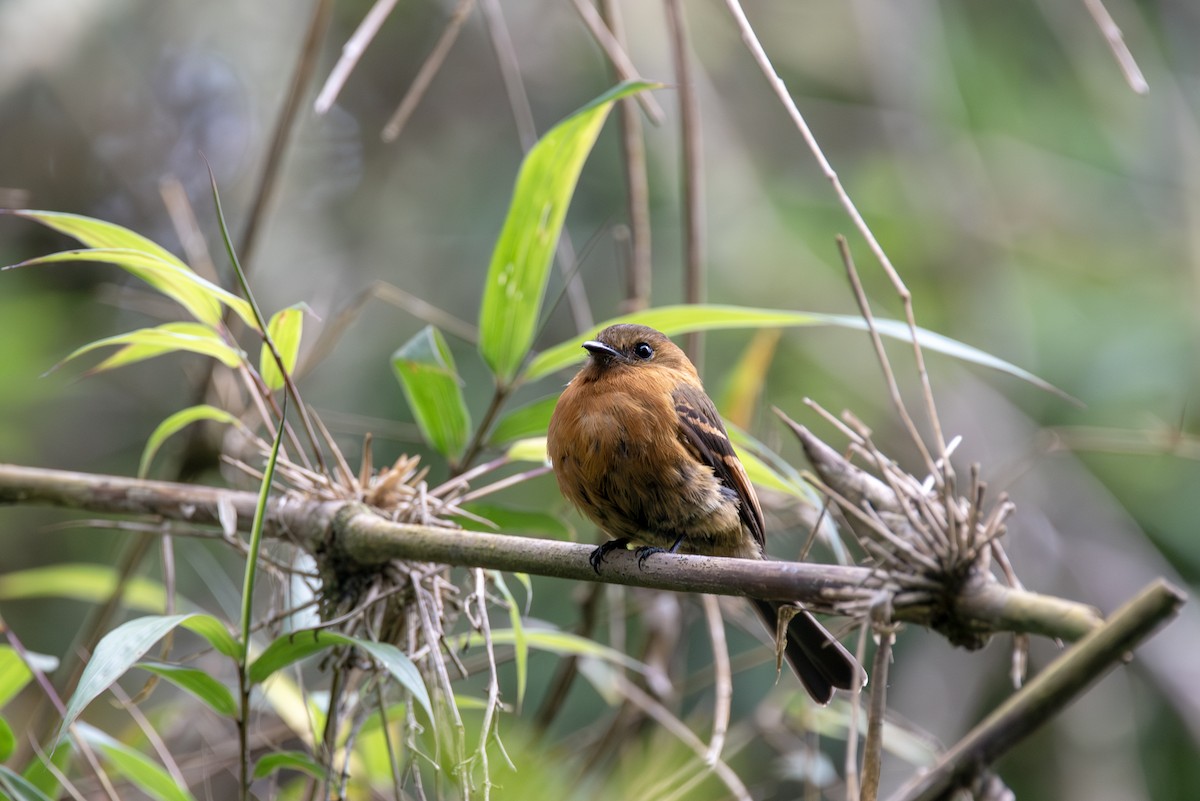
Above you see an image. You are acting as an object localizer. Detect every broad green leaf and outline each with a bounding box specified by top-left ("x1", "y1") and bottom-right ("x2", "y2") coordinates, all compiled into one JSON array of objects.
[
  {"x1": 77, "y1": 724, "x2": 197, "y2": 801},
  {"x1": 0, "y1": 564, "x2": 167, "y2": 613},
  {"x1": 488, "y1": 395, "x2": 558, "y2": 445},
  {"x1": 478, "y1": 80, "x2": 658, "y2": 384},
  {"x1": 135, "y1": 662, "x2": 237, "y2": 717},
  {"x1": 56, "y1": 322, "x2": 243, "y2": 374},
  {"x1": 5, "y1": 243, "x2": 255, "y2": 330},
  {"x1": 0, "y1": 716, "x2": 14, "y2": 762},
  {"x1": 392, "y1": 326, "x2": 471, "y2": 460},
  {"x1": 523, "y1": 304, "x2": 1072, "y2": 401},
  {"x1": 253, "y1": 751, "x2": 327, "y2": 781},
  {"x1": 506, "y1": 436, "x2": 547, "y2": 464},
  {"x1": 58, "y1": 614, "x2": 237, "y2": 747},
  {"x1": 248, "y1": 631, "x2": 432, "y2": 721},
  {"x1": 260, "y1": 304, "x2": 306, "y2": 391},
  {"x1": 140, "y1": 405, "x2": 241, "y2": 478},
  {"x1": 490, "y1": 574, "x2": 528, "y2": 711},
  {"x1": 0, "y1": 766, "x2": 54, "y2": 801}
]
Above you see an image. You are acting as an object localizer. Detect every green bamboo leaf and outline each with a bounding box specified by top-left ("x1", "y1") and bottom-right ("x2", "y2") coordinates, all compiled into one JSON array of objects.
[
  {"x1": 57, "y1": 614, "x2": 238, "y2": 748},
  {"x1": 392, "y1": 326, "x2": 471, "y2": 460},
  {"x1": 5, "y1": 244, "x2": 256, "y2": 330},
  {"x1": 478, "y1": 80, "x2": 658, "y2": 385},
  {"x1": 260, "y1": 304, "x2": 306, "y2": 391},
  {"x1": 505, "y1": 436, "x2": 547, "y2": 465},
  {"x1": 0, "y1": 766, "x2": 54, "y2": 801},
  {"x1": 135, "y1": 662, "x2": 237, "y2": 717},
  {"x1": 77, "y1": 724, "x2": 197, "y2": 801},
  {"x1": 0, "y1": 716, "x2": 14, "y2": 762},
  {"x1": 457, "y1": 628, "x2": 648, "y2": 674},
  {"x1": 488, "y1": 395, "x2": 558, "y2": 446},
  {"x1": 253, "y1": 751, "x2": 327, "y2": 781},
  {"x1": 0, "y1": 564, "x2": 167, "y2": 613},
  {"x1": 56, "y1": 322, "x2": 244, "y2": 374},
  {"x1": 523, "y1": 304, "x2": 1074, "y2": 401},
  {"x1": 247, "y1": 631, "x2": 432, "y2": 722},
  {"x1": 140, "y1": 404, "x2": 241, "y2": 478},
  {"x1": 0, "y1": 648, "x2": 34, "y2": 709},
  {"x1": 489, "y1": 574, "x2": 528, "y2": 711}
]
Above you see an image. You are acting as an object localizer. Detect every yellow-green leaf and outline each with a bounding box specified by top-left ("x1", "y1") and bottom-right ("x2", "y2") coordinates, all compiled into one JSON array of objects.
[
  {"x1": 505, "y1": 436, "x2": 547, "y2": 465},
  {"x1": 140, "y1": 404, "x2": 241, "y2": 478},
  {"x1": 0, "y1": 564, "x2": 167, "y2": 613},
  {"x1": 55, "y1": 322, "x2": 243, "y2": 374},
  {"x1": 5, "y1": 244, "x2": 256, "y2": 330},
  {"x1": 392, "y1": 326, "x2": 471, "y2": 460},
  {"x1": 478, "y1": 80, "x2": 658, "y2": 385},
  {"x1": 259, "y1": 304, "x2": 306, "y2": 391}
]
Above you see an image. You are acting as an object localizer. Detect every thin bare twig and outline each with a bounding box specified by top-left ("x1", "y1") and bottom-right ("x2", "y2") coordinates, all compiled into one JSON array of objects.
[
  {"x1": 723, "y1": 0, "x2": 951, "y2": 476},
  {"x1": 239, "y1": 0, "x2": 334, "y2": 269},
  {"x1": 1081, "y1": 0, "x2": 1149, "y2": 94},
  {"x1": 601, "y1": 0, "x2": 653, "y2": 312},
  {"x1": 570, "y1": 0, "x2": 665, "y2": 123},
  {"x1": 315, "y1": 0, "x2": 401, "y2": 114},
  {"x1": 860, "y1": 626, "x2": 895, "y2": 801},
  {"x1": 382, "y1": 0, "x2": 475, "y2": 142},
  {"x1": 666, "y1": 0, "x2": 706, "y2": 362}
]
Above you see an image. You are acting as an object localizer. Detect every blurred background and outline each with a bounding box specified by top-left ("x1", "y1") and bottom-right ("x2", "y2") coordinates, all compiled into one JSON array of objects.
[{"x1": 2, "y1": 0, "x2": 1199, "y2": 798}]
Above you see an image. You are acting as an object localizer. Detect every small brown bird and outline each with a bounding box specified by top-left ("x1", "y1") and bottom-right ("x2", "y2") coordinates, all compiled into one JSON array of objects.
[{"x1": 547, "y1": 323, "x2": 862, "y2": 703}]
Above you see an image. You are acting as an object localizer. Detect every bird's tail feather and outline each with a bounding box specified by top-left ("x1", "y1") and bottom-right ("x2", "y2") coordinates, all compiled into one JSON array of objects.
[{"x1": 751, "y1": 598, "x2": 864, "y2": 704}]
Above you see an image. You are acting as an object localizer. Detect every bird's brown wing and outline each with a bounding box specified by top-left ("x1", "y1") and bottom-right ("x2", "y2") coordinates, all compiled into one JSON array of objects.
[{"x1": 672, "y1": 383, "x2": 766, "y2": 548}]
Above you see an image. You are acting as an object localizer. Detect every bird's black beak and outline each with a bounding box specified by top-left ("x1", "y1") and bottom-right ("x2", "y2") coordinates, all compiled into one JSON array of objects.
[{"x1": 582, "y1": 340, "x2": 621, "y2": 363}]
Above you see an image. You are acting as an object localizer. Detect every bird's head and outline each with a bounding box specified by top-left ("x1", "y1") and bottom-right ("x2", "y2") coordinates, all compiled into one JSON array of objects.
[{"x1": 578, "y1": 324, "x2": 698, "y2": 380}]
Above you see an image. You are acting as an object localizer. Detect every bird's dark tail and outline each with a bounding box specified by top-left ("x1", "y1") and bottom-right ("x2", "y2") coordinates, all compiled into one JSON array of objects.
[{"x1": 751, "y1": 599, "x2": 863, "y2": 704}]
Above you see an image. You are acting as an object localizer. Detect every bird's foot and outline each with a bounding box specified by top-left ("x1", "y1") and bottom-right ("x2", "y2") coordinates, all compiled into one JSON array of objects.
[
  {"x1": 634, "y1": 545, "x2": 667, "y2": 569},
  {"x1": 589, "y1": 538, "x2": 631, "y2": 574}
]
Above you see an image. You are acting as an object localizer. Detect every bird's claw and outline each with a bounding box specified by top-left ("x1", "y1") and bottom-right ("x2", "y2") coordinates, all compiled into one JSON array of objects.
[
  {"x1": 634, "y1": 546, "x2": 666, "y2": 569},
  {"x1": 589, "y1": 538, "x2": 631, "y2": 574}
]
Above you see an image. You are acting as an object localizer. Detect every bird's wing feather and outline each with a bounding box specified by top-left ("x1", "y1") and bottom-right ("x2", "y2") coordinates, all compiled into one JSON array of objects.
[{"x1": 672, "y1": 383, "x2": 766, "y2": 548}]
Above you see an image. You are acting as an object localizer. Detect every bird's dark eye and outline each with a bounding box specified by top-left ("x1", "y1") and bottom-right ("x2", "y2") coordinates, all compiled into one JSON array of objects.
[{"x1": 633, "y1": 342, "x2": 654, "y2": 360}]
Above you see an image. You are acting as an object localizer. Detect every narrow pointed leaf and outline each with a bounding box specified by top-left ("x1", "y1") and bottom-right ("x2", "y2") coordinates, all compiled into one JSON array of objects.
[
  {"x1": 253, "y1": 751, "x2": 327, "y2": 781},
  {"x1": 57, "y1": 614, "x2": 237, "y2": 747},
  {"x1": 478, "y1": 80, "x2": 658, "y2": 384},
  {"x1": 523, "y1": 304, "x2": 1072, "y2": 401},
  {"x1": 0, "y1": 717, "x2": 14, "y2": 762},
  {"x1": 0, "y1": 564, "x2": 167, "y2": 613},
  {"x1": 392, "y1": 325, "x2": 470, "y2": 460},
  {"x1": 490, "y1": 574, "x2": 528, "y2": 711},
  {"x1": 260, "y1": 304, "x2": 306, "y2": 391},
  {"x1": 5, "y1": 245, "x2": 256, "y2": 330},
  {"x1": 136, "y1": 662, "x2": 237, "y2": 717},
  {"x1": 57, "y1": 322, "x2": 243, "y2": 374},
  {"x1": 6, "y1": 209, "x2": 257, "y2": 327},
  {"x1": 248, "y1": 631, "x2": 432, "y2": 721},
  {"x1": 77, "y1": 724, "x2": 196, "y2": 801},
  {"x1": 140, "y1": 405, "x2": 241, "y2": 478},
  {"x1": 0, "y1": 766, "x2": 54, "y2": 801}
]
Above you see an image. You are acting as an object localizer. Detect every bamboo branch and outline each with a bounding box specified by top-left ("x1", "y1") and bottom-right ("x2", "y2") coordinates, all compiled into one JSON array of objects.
[
  {"x1": 0, "y1": 463, "x2": 1102, "y2": 643},
  {"x1": 886, "y1": 578, "x2": 1186, "y2": 801}
]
